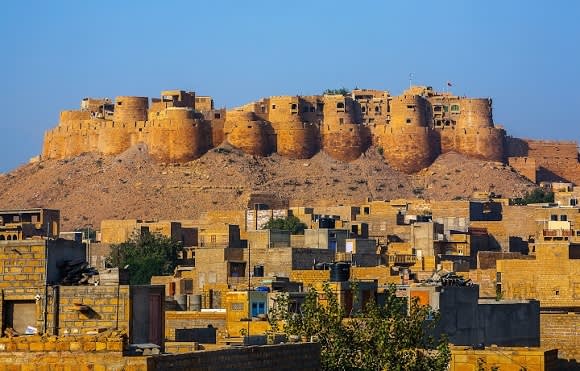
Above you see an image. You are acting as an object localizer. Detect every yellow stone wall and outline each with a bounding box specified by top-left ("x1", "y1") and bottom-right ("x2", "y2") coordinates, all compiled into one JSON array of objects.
[
  {"x1": 497, "y1": 242, "x2": 580, "y2": 308},
  {"x1": 449, "y1": 346, "x2": 558, "y2": 371}
]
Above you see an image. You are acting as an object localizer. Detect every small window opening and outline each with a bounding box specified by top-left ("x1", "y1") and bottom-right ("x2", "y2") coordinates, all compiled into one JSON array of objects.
[
  {"x1": 406, "y1": 119, "x2": 412, "y2": 124},
  {"x1": 214, "y1": 113, "x2": 221, "y2": 119}
]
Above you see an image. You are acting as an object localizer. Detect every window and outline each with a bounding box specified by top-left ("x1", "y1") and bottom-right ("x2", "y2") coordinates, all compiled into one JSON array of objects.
[
  {"x1": 339, "y1": 118, "x2": 344, "y2": 124},
  {"x1": 406, "y1": 119, "x2": 412, "y2": 124},
  {"x1": 450, "y1": 104, "x2": 460, "y2": 112},
  {"x1": 214, "y1": 113, "x2": 221, "y2": 119},
  {"x1": 434, "y1": 106, "x2": 442, "y2": 112},
  {"x1": 406, "y1": 105, "x2": 416, "y2": 110},
  {"x1": 251, "y1": 302, "x2": 266, "y2": 317},
  {"x1": 443, "y1": 106, "x2": 449, "y2": 112},
  {"x1": 291, "y1": 103, "x2": 298, "y2": 110},
  {"x1": 560, "y1": 215, "x2": 568, "y2": 221},
  {"x1": 361, "y1": 107, "x2": 366, "y2": 113},
  {"x1": 231, "y1": 302, "x2": 244, "y2": 311},
  {"x1": 375, "y1": 106, "x2": 380, "y2": 113},
  {"x1": 271, "y1": 104, "x2": 276, "y2": 109},
  {"x1": 337, "y1": 102, "x2": 345, "y2": 110},
  {"x1": 550, "y1": 214, "x2": 558, "y2": 221}
]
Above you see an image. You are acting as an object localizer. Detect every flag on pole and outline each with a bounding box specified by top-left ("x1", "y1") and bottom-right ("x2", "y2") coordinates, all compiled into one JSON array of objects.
[{"x1": 447, "y1": 81, "x2": 453, "y2": 87}]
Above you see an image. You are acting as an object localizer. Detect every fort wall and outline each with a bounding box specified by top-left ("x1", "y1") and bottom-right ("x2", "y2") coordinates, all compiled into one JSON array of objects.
[
  {"x1": 40, "y1": 87, "x2": 579, "y2": 177},
  {"x1": 505, "y1": 138, "x2": 580, "y2": 184}
]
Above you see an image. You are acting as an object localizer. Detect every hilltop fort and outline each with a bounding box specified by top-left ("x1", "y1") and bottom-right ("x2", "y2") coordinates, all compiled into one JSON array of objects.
[{"x1": 41, "y1": 85, "x2": 580, "y2": 180}]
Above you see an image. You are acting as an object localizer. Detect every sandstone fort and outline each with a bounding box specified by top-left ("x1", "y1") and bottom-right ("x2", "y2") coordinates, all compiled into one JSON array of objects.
[{"x1": 41, "y1": 86, "x2": 580, "y2": 181}]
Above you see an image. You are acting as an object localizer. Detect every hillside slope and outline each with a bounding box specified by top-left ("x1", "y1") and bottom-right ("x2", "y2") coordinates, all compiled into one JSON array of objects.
[{"x1": 0, "y1": 143, "x2": 535, "y2": 230}]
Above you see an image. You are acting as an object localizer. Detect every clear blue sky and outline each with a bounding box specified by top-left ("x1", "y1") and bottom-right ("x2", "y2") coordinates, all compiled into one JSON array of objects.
[{"x1": 1, "y1": 0, "x2": 579, "y2": 172}]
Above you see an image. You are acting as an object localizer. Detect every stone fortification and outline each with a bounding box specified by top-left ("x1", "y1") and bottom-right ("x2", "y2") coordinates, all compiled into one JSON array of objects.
[{"x1": 41, "y1": 85, "x2": 575, "y2": 175}]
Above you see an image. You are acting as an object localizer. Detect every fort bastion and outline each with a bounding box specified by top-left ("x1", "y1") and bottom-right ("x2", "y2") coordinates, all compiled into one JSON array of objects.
[{"x1": 43, "y1": 86, "x2": 521, "y2": 173}]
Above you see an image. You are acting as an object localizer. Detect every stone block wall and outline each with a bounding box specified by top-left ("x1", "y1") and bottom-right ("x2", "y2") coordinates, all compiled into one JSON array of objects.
[
  {"x1": 147, "y1": 343, "x2": 321, "y2": 371},
  {"x1": 540, "y1": 311, "x2": 580, "y2": 361},
  {"x1": 449, "y1": 346, "x2": 558, "y2": 371},
  {"x1": 56, "y1": 286, "x2": 130, "y2": 336},
  {"x1": 496, "y1": 243, "x2": 580, "y2": 308},
  {"x1": 165, "y1": 311, "x2": 226, "y2": 341}
]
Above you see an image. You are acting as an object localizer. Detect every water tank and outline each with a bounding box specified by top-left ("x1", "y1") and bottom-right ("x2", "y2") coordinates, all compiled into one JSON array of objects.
[
  {"x1": 189, "y1": 294, "x2": 202, "y2": 311},
  {"x1": 253, "y1": 265, "x2": 264, "y2": 277},
  {"x1": 255, "y1": 286, "x2": 270, "y2": 292},
  {"x1": 330, "y1": 262, "x2": 350, "y2": 282}
]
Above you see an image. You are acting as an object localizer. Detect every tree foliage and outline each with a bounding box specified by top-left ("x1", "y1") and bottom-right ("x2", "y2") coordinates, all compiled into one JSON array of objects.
[
  {"x1": 512, "y1": 188, "x2": 554, "y2": 205},
  {"x1": 268, "y1": 283, "x2": 450, "y2": 371},
  {"x1": 323, "y1": 88, "x2": 351, "y2": 96},
  {"x1": 106, "y1": 232, "x2": 182, "y2": 285},
  {"x1": 262, "y1": 215, "x2": 307, "y2": 235}
]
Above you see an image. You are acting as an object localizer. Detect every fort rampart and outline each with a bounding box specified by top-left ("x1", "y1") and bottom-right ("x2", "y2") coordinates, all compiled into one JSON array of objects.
[{"x1": 42, "y1": 86, "x2": 578, "y2": 176}]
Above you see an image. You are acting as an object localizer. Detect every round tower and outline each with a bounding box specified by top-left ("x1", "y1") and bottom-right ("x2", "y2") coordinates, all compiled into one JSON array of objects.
[
  {"x1": 377, "y1": 95, "x2": 438, "y2": 173},
  {"x1": 166, "y1": 108, "x2": 211, "y2": 161},
  {"x1": 225, "y1": 110, "x2": 274, "y2": 156},
  {"x1": 269, "y1": 96, "x2": 320, "y2": 159},
  {"x1": 320, "y1": 95, "x2": 364, "y2": 162},
  {"x1": 456, "y1": 98, "x2": 493, "y2": 128},
  {"x1": 112, "y1": 96, "x2": 149, "y2": 122},
  {"x1": 452, "y1": 98, "x2": 504, "y2": 161}
]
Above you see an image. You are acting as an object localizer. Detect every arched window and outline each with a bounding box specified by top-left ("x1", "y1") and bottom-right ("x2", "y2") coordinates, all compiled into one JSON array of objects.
[
  {"x1": 361, "y1": 107, "x2": 366, "y2": 113},
  {"x1": 7, "y1": 235, "x2": 11, "y2": 240},
  {"x1": 12, "y1": 235, "x2": 17, "y2": 240},
  {"x1": 0, "y1": 235, "x2": 5, "y2": 240},
  {"x1": 375, "y1": 106, "x2": 380, "y2": 112}
]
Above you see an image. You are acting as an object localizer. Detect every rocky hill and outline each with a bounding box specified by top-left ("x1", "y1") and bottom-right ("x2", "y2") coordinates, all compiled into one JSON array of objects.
[{"x1": 0, "y1": 143, "x2": 535, "y2": 231}]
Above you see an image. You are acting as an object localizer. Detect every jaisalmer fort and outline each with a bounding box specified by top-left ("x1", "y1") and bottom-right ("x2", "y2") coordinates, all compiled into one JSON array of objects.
[{"x1": 0, "y1": 84, "x2": 579, "y2": 371}]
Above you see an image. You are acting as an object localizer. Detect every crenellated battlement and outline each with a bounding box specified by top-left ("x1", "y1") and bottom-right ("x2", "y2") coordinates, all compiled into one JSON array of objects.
[{"x1": 41, "y1": 85, "x2": 575, "y2": 175}]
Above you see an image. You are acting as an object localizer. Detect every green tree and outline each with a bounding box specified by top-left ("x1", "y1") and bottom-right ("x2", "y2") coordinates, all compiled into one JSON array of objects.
[
  {"x1": 268, "y1": 283, "x2": 450, "y2": 370},
  {"x1": 106, "y1": 232, "x2": 182, "y2": 285},
  {"x1": 512, "y1": 188, "x2": 554, "y2": 205},
  {"x1": 323, "y1": 88, "x2": 351, "y2": 96},
  {"x1": 262, "y1": 215, "x2": 307, "y2": 235}
]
